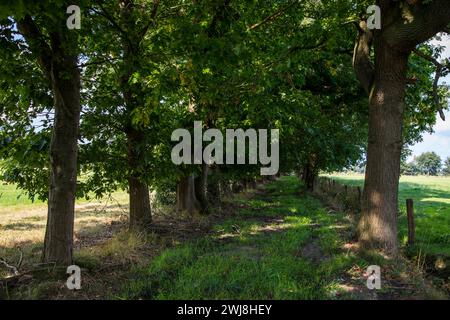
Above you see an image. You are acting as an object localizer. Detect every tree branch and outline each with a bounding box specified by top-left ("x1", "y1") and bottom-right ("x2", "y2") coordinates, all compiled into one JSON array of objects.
[
  {"x1": 264, "y1": 36, "x2": 329, "y2": 69},
  {"x1": 384, "y1": 0, "x2": 450, "y2": 50},
  {"x1": 138, "y1": 0, "x2": 160, "y2": 40},
  {"x1": 0, "y1": 257, "x2": 20, "y2": 276},
  {"x1": 413, "y1": 48, "x2": 448, "y2": 121},
  {"x1": 16, "y1": 15, "x2": 52, "y2": 80},
  {"x1": 92, "y1": 2, "x2": 135, "y2": 52},
  {"x1": 78, "y1": 56, "x2": 121, "y2": 68},
  {"x1": 352, "y1": 20, "x2": 375, "y2": 95},
  {"x1": 206, "y1": 0, "x2": 232, "y2": 37},
  {"x1": 248, "y1": 1, "x2": 299, "y2": 31}
]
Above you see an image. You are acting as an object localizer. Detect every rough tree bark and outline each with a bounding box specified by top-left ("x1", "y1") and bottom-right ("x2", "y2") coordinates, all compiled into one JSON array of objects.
[
  {"x1": 353, "y1": 1, "x2": 450, "y2": 255},
  {"x1": 43, "y1": 53, "x2": 80, "y2": 264},
  {"x1": 121, "y1": 71, "x2": 152, "y2": 229},
  {"x1": 358, "y1": 41, "x2": 408, "y2": 254},
  {"x1": 207, "y1": 166, "x2": 222, "y2": 202},
  {"x1": 127, "y1": 129, "x2": 152, "y2": 230},
  {"x1": 17, "y1": 16, "x2": 81, "y2": 264},
  {"x1": 177, "y1": 175, "x2": 201, "y2": 214},
  {"x1": 300, "y1": 154, "x2": 317, "y2": 191},
  {"x1": 194, "y1": 162, "x2": 210, "y2": 214}
]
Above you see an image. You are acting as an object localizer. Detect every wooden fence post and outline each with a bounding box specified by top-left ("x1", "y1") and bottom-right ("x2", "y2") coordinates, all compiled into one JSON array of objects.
[{"x1": 406, "y1": 199, "x2": 415, "y2": 246}]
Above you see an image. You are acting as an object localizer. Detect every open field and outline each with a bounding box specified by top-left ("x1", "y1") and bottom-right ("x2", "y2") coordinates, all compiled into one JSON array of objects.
[
  {"x1": 324, "y1": 173, "x2": 450, "y2": 285},
  {"x1": 0, "y1": 184, "x2": 131, "y2": 295},
  {"x1": 0, "y1": 184, "x2": 129, "y2": 251},
  {"x1": 1, "y1": 177, "x2": 447, "y2": 299},
  {"x1": 0, "y1": 183, "x2": 44, "y2": 207}
]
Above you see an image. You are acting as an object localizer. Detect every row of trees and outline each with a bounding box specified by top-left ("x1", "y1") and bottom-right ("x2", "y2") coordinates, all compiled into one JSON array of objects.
[
  {"x1": 402, "y1": 152, "x2": 450, "y2": 176},
  {"x1": 1, "y1": 1, "x2": 449, "y2": 263}
]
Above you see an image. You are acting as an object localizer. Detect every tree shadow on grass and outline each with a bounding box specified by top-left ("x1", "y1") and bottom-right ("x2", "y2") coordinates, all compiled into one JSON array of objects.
[
  {"x1": 1, "y1": 222, "x2": 44, "y2": 231},
  {"x1": 398, "y1": 182, "x2": 450, "y2": 206}
]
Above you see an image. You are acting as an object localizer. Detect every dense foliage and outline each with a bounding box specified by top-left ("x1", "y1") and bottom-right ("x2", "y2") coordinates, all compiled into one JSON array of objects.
[{"x1": 1, "y1": 0, "x2": 449, "y2": 262}]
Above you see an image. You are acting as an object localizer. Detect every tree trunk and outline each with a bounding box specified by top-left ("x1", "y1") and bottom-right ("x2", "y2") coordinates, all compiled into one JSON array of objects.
[
  {"x1": 357, "y1": 42, "x2": 408, "y2": 255},
  {"x1": 301, "y1": 155, "x2": 317, "y2": 191},
  {"x1": 248, "y1": 178, "x2": 257, "y2": 189},
  {"x1": 177, "y1": 175, "x2": 200, "y2": 214},
  {"x1": 43, "y1": 54, "x2": 81, "y2": 265},
  {"x1": 207, "y1": 167, "x2": 221, "y2": 202},
  {"x1": 301, "y1": 166, "x2": 315, "y2": 191},
  {"x1": 127, "y1": 129, "x2": 152, "y2": 230},
  {"x1": 194, "y1": 163, "x2": 209, "y2": 214},
  {"x1": 218, "y1": 178, "x2": 232, "y2": 199},
  {"x1": 17, "y1": 13, "x2": 81, "y2": 266},
  {"x1": 352, "y1": 1, "x2": 450, "y2": 255}
]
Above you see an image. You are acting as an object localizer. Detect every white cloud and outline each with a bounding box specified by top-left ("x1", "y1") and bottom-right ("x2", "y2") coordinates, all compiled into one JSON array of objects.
[
  {"x1": 430, "y1": 35, "x2": 450, "y2": 58},
  {"x1": 434, "y1": 112, "x2": 450, "y2": 134}
]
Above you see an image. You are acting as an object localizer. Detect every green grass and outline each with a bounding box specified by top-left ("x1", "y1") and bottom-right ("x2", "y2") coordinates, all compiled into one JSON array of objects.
[
  {"x1": 2, "y1": 176, "x2": 444, "y2": 299},
  {"x1": 118, "y1": 177, "x2": 404, "y2": 300},
  {"x1": 324, "y1": 173, "x2": 450, "y2": 258},
  {"x1": 0, "y1": 181, "x2": 129, "y2": 211},
  {"x1": 0, "y1": 182, "x2": 44, "y2": 206}
]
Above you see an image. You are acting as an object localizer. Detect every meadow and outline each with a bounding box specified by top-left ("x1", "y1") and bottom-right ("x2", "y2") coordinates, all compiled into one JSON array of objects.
[
  {"x1": 0, "y1": 183, "x2": 131, "y2": 298},
  {"x1": 325, "y1": 174, "x2": 450, "y2": 269}
]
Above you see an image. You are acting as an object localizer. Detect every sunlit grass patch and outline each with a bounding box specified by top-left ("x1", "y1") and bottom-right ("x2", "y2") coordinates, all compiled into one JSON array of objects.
[
  {"x1": 120, "y1": 176, "x2": 446, "y2": 300},
  {"x1": 119, "y1": 177, "x2": 357, "y2": 300},
  {"x1": 75, "y1": 230, "x2": 153, "y2": 270}
]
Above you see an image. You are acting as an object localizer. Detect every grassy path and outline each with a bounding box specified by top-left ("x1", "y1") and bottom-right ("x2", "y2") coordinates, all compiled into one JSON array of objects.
[{"x1": 120, "y1": 176, "x2": 445, "y2": 300}]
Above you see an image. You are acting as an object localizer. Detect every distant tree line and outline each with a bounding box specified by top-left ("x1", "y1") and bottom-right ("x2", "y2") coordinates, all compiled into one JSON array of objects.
[{"x1": 402, "y1": 152, "x2": 450, "y2": 176}]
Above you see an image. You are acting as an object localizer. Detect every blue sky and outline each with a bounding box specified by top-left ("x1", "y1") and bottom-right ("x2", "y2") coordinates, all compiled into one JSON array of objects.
[
  {"x1": 410, "y1": 36, "x2": 450, "y2": 162},
  {"x1": 411, "y1": 110, "x2": 450, "y2": 161}
]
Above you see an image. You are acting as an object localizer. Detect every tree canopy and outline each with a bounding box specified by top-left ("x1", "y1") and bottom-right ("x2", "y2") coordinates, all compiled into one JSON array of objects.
[{"x1": 1, "y1": 0, "x2": 449, "y2": 262}]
